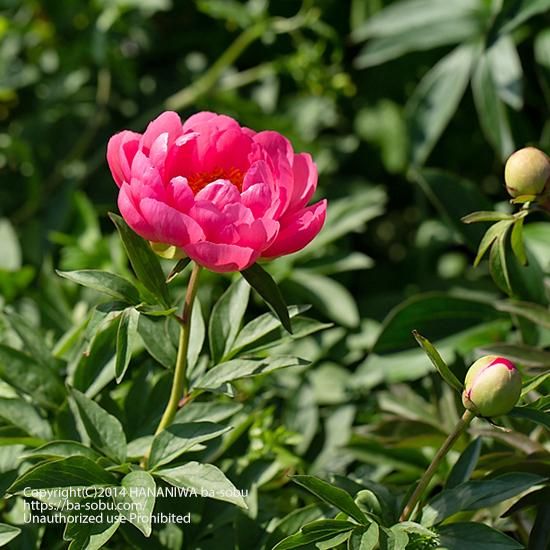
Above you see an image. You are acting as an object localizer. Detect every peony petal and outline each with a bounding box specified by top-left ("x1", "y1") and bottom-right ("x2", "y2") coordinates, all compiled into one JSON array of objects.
[
  {"x1": 210, "y1": 128, "x2": 253, "y2": 172},
  {"x1": 262, "y1": 200, "x2": 327, "y2": 258},
  {"x1": 182, "y1": 112, "x2": 240, "y2": 134},
  {"x1": 195, "y1": 180, "x2": 241, "y2": 207},
  {"x1": 259, "y1": 218, "x2": 280, "y2": 246},
  {"x1": 168, "y1": 176, "x2": 195, "y2": 212},
  {"x1": 184, "y1": 241, "x2": 258, "y2": 272},
  {"x1": 289, "y1": 152, "x2": 318, "y2": 210},
  {"x1": 223, "y1": 202, "x2": 255, "y2": 225},
  {"x1": 242, "y1": 160, "x2": 285, "y2": 217},
  {"x1": 118, "y1": 184, "x2": 157, "y2": 241},
  {"x1": 140, "y1": 111, "x2": 182, "y2": 152},
  {"x1": 129, "y1": 151, "x2": 166, "y2": 202},
  {"x1": 253, "y1": 131, "x2": 294, "y2": 166},
  {"x1": 107, "y1": 130, "x2": 140, "y2": 187},
  {"x1": 241, "y1": 182, "x2": 272, "y2": 218},
  {"x1": 235, "y1": 219, "x2": 269, "y2": 250},
  {"x1": 189, "y1": 202, "x2": 239, "y2": 243},
  {"x1": 140, "y1": 198, "x2": 205, "y2": 247},
  {"x1": 164, "y1": 132, "x2": 200, "y2": 181},
  {"x1": 250, "y1": 133, "x2": 294, "y2": 216},
  {"x1": 148, "y1": 132, "x2": 169, "y2": 171}
]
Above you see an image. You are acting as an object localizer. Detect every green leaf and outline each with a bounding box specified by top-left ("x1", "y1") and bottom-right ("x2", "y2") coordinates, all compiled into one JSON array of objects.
[
  {"x1": 472, "y1": 50, "x2": 514, "y2": 160},
  {"x1": 208, "y1": 277, "x2": 250, "y2": 363},
  {"x1": 412, "y1": 331, "x2": 463, "y2": 393},
  {"x1": 487, "y1": 35, "x2": 523, "y2": 110},
  {"x1": 422, "y1": 473, "x2": 545, "y2": 526},
  {"x1": 489, "y1": 233, "x2": 513, "y2": 295},
  {"x1": 166, "y1": 257, "x2": 191, "y2": 283},
  {"x1": 406, "y1": 42, "x2": 476, "y2": 167},
  {"x1": 63, "y1": 505, "x2": 120, "y2": 550},
  {"x1": 446, "y1": 437, "x2": 482, "y2": 489},
  {"x1": 137, "y1": 314, "x2": 178, "y2": 369},
  {"x1": 412, "y1": 170, "x2": 493, "y2": 250},
  {"x1": 475, "y1": 343, "x2": 550, "y2": 368},
  {"x1": 535, "y1": 29, "x2": 550, "y2": 72},
  {"x1": 0, "y1": 524, "x2": 21, "y2": 546},
  {"x1": 504, "y1": 487, "x2": 550, "y2": 516},
  {"x1": 187, "y1": 298, "x2": 205, "y2": 371},
  {"x1": 474, "y1": 220, "x2": 514, "y2": 267},
  {"x1": 352, "y1": 0, "x2": 483, "y2": 67},
  {"x1": 495, "y1": 300, "x2": 550, "y2": 329},
  {"x1": 348, "y1": 523, "x2": 379, "y2": 550},
  {"x1": 317, "y1": 531, "x2": 353, "y2": 549},
  {"x1": 523, "y1": 222, "x2": 550, "y2": 272},
  {"x1": 195, "y1": 356, "x2": 308, "y2": 391},
  {"x1": 229, "y1": 305, "x2": 308, "y2": 358},
  {"x1": 358, "y1": 319, "x2": 510, "y2": 385},
  {"x1": 115, "y1": 471, "x2": 156, "y2": 537},
  {"x1": 173, "y1": 401, "x2": 242, "y2": 424},
  {"x1": 462, "y1": 211, "x2": 514, "y2": 223},
  {"x1": 241, "y1": 263, "x2": 291, "y2": 333},
  {"x1": 22, "y1": 441, "x2": 101, "y2": 461},
  {"x1": 288, "y1": 270, "x2": 359, "y2": 328},
  {"x1": 109, "y1": 213, "x2": 170, "y2": 307},
  {"x1": 136, "y1": 304, "x2": 178, "y2": 316},
  {"x1": 273, "y1": 519, "x2": 355, "y2": 550},
  {"x1": 71, "y1": 389, "x2": 127, "y2": 463},
  {"x1": 115, "y1": 307, "x2": 140, "y2": 383},
  {"x1": 3, "y1": 308, "x2": 59, "y2": 370},
  {"x1": 0, "y1": 219, "x2": 21, "y2": 271},
  {"x1": 385, "y1": 525, "x2": 409, "y2": 550},
  {"x1": 511, "y1": 217, "x2": 527, "y2": 266},
  {"x1": 0, "y1": 344, "x2": 65, "y2": 409},
  {"x1": 57, "y1": 269, "x2": 140, "y2": 304},
  {"x1": 155, "y1": 461, "x2": 247, "y2": 508},
  {"x1": 71, "y1": 312, "x2": 120, "y2": 397},
  {"x1": 148, "y1": 422, "x2": 231, "y2": 469},
  {"x1": 373, "y1": 293, "x2": 504, "y2": 354},
  {"x1": 522, "y1": 372, "x2": 550, "y2": 395},
  {"x1": 292, "y1": 475, "x2": 368, "y2": 525},
  {"x1": 8, "y1": 456, "x2": 116, "y2": 493},
  {"x1": 509, "y1": 406, "x2": 550, "y2": 429},
  {"x1": 496, "y1": 0, "x2": 550, "y2": 35},
  {"x1": 264, "y1": 505, "x2": 324, "y2": 550},
  {"x1": 436, "y1": 522, "x2": 523, "y2": 549},
  {"x1": 0, "y1": 398, "x2": 52, "y2": 439},
  {"x1": 272, "y1": 530, "x2": 341, "y2": 550},
  {"x1": 302, "y1": 519, "x2": 357, "y2": 535},
  {"x1": 529, "y1": 503, "x2": 550, "y2": 550}
]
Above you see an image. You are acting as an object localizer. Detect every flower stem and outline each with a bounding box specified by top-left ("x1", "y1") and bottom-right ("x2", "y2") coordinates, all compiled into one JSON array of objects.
[
  {"x1": 399, "y1": 409, "x2": 475, "y2": 522},
  {"x1": 154, "y1": 263, "x2": 202, "y2": 436}
]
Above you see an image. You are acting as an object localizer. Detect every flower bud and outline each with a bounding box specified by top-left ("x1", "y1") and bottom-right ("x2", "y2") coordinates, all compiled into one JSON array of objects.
[
  {"x1": 462, "y1": 355, "x2": 521, "y2": 417},
  {"x1": 504, "y1": 147, "x2": 550, "y2": 198}
]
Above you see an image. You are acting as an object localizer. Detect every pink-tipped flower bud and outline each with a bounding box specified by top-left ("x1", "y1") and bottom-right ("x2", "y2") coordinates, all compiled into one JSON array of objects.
[
  {"x1": 504, "y1": 147, "x2": 550, "y2": 198},
  {"x1": 462, "y1": 355, "x2": 522, "y2": 417}
]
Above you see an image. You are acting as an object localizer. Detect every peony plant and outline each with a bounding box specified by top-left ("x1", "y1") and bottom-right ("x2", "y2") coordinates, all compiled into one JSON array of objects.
[{"x1": 105, "y1": 111, "x2": 327, "y2": 442}]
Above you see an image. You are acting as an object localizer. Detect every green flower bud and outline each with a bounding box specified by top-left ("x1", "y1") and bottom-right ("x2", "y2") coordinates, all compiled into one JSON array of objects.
[
  {"x1": 504, "y1": 147, "x2": 550, "y2": 198},
  {"x1": 462, "y1": 355, "x2": 521, "y2": 417}
]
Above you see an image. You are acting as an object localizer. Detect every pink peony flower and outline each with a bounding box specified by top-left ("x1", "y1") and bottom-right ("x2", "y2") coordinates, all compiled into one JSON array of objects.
[{"x1": 107, "y1": 111, "x2": 327, "y2": 272}]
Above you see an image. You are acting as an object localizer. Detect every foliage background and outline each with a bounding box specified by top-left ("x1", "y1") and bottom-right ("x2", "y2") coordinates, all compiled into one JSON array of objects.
[{"x1": 0, "y1": 0, "x2": 549, "y2": 548}]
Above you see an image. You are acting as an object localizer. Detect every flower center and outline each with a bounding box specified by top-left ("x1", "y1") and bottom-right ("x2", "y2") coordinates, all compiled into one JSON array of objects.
[{"x1": 187, "y1": 167, "x2": 244, "y2": 194}]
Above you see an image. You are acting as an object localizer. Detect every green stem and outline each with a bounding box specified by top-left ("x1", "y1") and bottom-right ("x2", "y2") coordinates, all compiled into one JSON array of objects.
[
  {"x1": 399, "y1": 409, "x2": 474, "y2": 522},
  {"x1": 154, "y1": 263, "x2": 202, "y2": 436}
]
